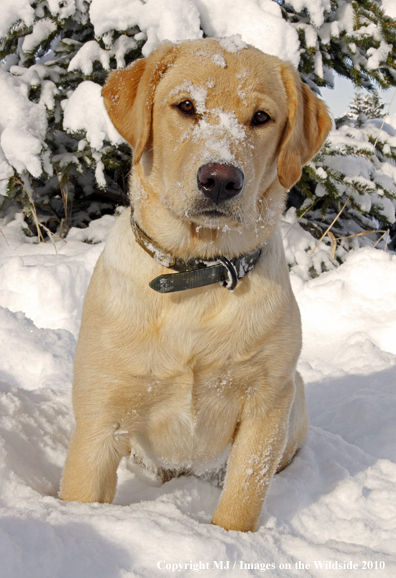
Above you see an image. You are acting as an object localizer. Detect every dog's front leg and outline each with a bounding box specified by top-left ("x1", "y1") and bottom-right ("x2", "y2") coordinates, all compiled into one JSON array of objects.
[
  {"x1": 60, "y1": 420, "x2": 126, "y2": 504},
  {"x1": 211, "y1": 384, "x2": 295, "y2": 532}
]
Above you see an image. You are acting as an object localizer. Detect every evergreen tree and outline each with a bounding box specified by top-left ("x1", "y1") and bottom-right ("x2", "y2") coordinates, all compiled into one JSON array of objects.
[
  {"x1": 347, "y1": 89, "x2": 387, "y2": 122},
  {"x1": 279, "y1": 0, "x2": 396, "y2": 92},
  {"x1": 279, "y1": 0, "x2": 396, "y2": 268},
  {"x1": 288, "y1": 113, "x2": 396, "y2": 275},
  {"x1": 0, "y1": 1, "x2": 144, "y2": 234},
  {"x1": 0, "y1": 0, "x2": 395, "y2": 261}
]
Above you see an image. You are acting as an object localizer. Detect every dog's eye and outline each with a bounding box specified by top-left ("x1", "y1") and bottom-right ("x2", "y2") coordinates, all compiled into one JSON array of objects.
[
  {"x1": 177, "y1": 100, "x2": 195, "y2": 115},
  {"x1": 252, "y1": 111, "x2": 271, "y2": 126}
]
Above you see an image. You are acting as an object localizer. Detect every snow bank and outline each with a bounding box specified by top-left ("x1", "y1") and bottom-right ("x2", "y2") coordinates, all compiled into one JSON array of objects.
[{"x1": 0, "y1": 213, "x2": 395, "y2": 576}]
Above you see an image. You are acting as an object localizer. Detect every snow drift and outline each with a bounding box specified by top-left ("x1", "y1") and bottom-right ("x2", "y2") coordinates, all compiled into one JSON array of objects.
[{"x1": 0, "y1": 213, "x2": 395, "y2": 577}]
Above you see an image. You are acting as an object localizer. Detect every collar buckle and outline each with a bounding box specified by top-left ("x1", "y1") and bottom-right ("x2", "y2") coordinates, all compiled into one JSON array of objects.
[{"x1": 219, "y1": 257, "x2": 238, "y2": 291}]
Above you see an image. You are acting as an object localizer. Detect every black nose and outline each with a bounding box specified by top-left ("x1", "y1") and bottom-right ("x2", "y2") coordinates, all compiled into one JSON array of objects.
[{"x1": 197, "y1": 163, "x2": 244, "y2": 204}]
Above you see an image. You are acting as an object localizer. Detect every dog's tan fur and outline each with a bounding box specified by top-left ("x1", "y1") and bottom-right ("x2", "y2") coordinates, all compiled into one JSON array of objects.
[{"x1": 60, "y1": 38, "x2": 331, "y2": 532}]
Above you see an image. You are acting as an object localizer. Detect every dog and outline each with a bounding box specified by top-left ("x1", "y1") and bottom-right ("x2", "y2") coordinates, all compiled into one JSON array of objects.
[{"x1": 60, "y1": 37, "x2": 331, "y2": 532}]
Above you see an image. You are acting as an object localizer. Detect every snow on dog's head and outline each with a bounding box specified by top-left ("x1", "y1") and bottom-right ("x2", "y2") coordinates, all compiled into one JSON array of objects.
[{"x1": 102, "y1": 38, "x2": 331, "y2": 258}]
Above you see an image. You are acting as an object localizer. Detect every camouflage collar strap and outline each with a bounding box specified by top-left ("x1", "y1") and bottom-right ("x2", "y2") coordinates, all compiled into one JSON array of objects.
[{"x1": 130, "y1": 209, "x2": 261, "y2": 294}]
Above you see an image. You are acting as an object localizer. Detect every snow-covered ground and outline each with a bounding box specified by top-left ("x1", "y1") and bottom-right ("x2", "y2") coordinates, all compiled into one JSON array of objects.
[{"x1": 0, "y1": 212, "x2": 395, "y2": 577}]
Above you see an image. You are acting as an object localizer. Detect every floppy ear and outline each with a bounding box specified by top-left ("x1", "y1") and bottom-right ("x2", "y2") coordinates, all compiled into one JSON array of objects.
[
  {"x1": 277, "y1": 63, "x2": 332, "y2": 190},
  {"x1": 102, "y1": 42, "x2": 178, "y2": 165}
]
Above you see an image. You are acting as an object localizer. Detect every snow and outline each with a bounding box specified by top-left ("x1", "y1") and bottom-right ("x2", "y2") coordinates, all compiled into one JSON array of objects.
[
  {"x1": 62, "y1": 81, "x2": 125, "y2": 151},
  {"x1": 88, "y1": 0, "x2": 300, "y2": 65},
  {"x1": 382, "y1": 0, "x2": 396, "y2": 19},
  {"x1": 22, "y1": 19, "x2": 57, "y2": 55},
  {"x1": 318, "y1": 2, "x2": 354, "y2": 44},
  {"x1": 218, "y1": 34, "x2": 248, "y2": 54},
  {"x1": 367, "y1": 40, "x2": 393, "y2": 71},
  {"x1": 0, "y1": 68, "x2": 49, "y2": 189},
  {"x1": 68, "y1": 40, "x2": 111, "y2": 76},
  {"x1": 195, "y1": 0, "x2": 300, "y2": 67},
  {"x1": 0, "y1": 0, "x2": 35, "y2": 40},
  {"x1": 323, "y1": 120, "x2": 396, "y2": 224},
  {"x1": 189, "y1": 110, "x2": 248, "y2": 166},
  {"x1": 169, "y1": 80, "x2": 250, "y2": 166},
  {"x1": 90, "y1": 0, "x2": 203, "y2": 55},
  {"x1": 0, "y1": 212, "x2": 396, "y2": 576},
  {"x1": 287, "y1": 0, "x2": 331, "y2": 28},
  {"x1": 68, "y1": 36, "x2": 138, "y2": 75},
  {"x1": 46, "y1": 0, "x2": 77, "y2": 20}
]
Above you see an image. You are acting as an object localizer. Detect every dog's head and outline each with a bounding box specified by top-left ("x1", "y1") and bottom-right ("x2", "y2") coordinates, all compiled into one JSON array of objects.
[{"x1": 102, "y1": 38, "x2": 331, "y2": 258}]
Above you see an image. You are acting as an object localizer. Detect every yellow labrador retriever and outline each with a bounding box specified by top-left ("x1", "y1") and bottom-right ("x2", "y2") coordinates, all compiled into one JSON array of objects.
[{"x1": 60, "y1": 37, "x2": 331, "y2": 532}]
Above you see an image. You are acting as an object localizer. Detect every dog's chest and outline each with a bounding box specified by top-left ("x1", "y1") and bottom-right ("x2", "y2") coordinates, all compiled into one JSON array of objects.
[
  {"x1": 137, "y1": 367, "x2": 242, "y2": 468},
  {"x1": 138, "y1": 291, "x2": 261, "y2": 377}
]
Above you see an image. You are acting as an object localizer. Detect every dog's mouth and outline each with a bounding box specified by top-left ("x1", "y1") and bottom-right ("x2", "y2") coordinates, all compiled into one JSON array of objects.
[
  {"x1": 188, "y1": 207, "x2": 242, "y2": 228},
  {"x1": 199, "y1": 209, "x2": 227, "y2": 219}
]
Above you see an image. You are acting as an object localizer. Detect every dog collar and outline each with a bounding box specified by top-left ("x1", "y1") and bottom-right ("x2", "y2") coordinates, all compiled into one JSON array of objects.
[{"x1": 130, "y1": 209, "x2": 261, "y2": 294}]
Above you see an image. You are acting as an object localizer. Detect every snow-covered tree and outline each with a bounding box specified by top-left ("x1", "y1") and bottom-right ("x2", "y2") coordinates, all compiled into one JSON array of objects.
[
  {"x1": 285, "y1": 113, "x2": 396, "y2": 277},
  {"x1": 0, "y1": 0, "x2": 144, "y2": 233},
  {"x1": 287, "y1": 80, "x2": 396, "y2": 276},
  {"x1": 280, "y1": 0, "x2": 396, "y2": 270},
  {"x1": 280, "y1": 0, "x2": 396, "y2": 92},
  {"x1": 347, "y1": 89, "x2": 387, "y2": 123},
  {"x1": 0, "y1": 0, "x2": 396, "y2": 253}
]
